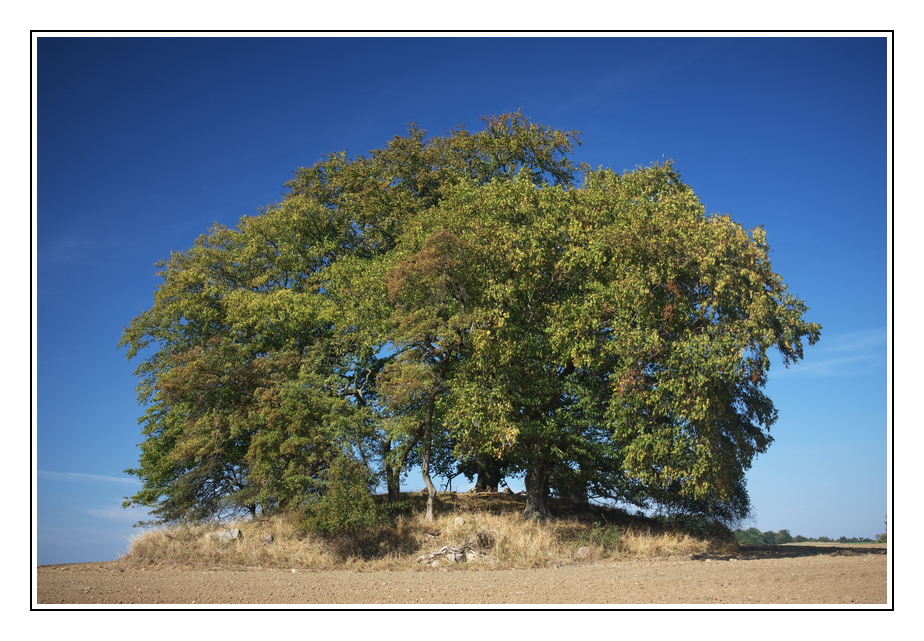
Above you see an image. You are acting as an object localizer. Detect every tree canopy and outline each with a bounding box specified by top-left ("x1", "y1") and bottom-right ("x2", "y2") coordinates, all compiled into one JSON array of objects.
[{"x1": 120, "y1": 112, "x2": 820, "y2": 527}]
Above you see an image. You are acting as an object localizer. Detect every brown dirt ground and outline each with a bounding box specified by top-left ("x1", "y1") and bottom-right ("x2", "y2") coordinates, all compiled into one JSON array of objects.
[{"x1": 36, "y1": 544, "x2": 887, "y2": 606}]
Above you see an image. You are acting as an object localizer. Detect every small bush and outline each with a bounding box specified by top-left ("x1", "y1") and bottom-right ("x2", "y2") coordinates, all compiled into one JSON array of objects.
[
  {"x1": 301, "y1": 456, "x2": 387, "y2": 536},
  {"x1": 577, "y1": 522, "x2": 623, "y2": 553},
  {"x1": 382, "y1": 500, "x2": 416, "y2": 518}
]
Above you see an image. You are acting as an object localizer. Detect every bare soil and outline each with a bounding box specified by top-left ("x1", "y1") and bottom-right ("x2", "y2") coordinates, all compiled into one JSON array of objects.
[{"x1": 36, "y1": 544, "x2": 887, "y2": 606}]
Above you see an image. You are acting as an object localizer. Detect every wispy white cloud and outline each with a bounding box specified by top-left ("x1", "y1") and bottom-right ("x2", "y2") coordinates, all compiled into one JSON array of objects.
[
  {"x1": 37, "y1": 235, "x2": 109, "y2": 269},
  {"x1": 85, "y1": 503, "x2": 151, "y2": 523},
  {"x1": 771, "y1": 328, "x2": 887, "y2": 378},
  {"x1": 38, "y1": 470, "x2": 141, "y2": 486}
]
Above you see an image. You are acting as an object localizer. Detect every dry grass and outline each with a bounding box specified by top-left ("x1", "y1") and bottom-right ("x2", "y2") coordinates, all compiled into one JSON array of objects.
[{"x1": 122, "y1": 493, "x2": 728, "y2": 571}]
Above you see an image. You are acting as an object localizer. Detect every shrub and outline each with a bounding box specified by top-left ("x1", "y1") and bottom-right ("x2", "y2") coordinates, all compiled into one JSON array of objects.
[
  {"x1": 578, "y1": 522, "x2": 623, "y2": 553},
  {"x1": 301, "y1": 456, "x2": 386, "y2": 536}
]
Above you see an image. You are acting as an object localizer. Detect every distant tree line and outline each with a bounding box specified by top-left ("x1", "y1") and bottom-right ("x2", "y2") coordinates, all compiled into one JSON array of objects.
[{"x1": 733, "y1": 528, "x2": 883, "y2": 545}]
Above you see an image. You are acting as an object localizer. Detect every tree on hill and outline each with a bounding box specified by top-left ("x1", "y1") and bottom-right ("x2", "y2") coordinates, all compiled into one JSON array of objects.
[{"x1": 121, "y1": 112, "x2": 820, "y2": 529}]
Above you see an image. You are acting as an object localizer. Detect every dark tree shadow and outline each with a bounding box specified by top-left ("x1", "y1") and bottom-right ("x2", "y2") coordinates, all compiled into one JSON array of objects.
[{"x1": 693, "y1": 544, "x2": 887, "y2": 561}]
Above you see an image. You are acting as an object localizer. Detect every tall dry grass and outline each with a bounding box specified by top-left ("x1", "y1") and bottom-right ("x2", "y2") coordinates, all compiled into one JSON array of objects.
[{"x1": 123, "y1": 494, "x2": 730, "y2": 571}]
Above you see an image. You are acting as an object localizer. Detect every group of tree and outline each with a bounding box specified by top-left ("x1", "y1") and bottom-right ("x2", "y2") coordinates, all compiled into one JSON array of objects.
[
  {"x1": 733, "y1": 528, "x2": 879, "y2": 545},
  {"x1": 120, "y1": 111, "x2": 820, "y2": 532}
]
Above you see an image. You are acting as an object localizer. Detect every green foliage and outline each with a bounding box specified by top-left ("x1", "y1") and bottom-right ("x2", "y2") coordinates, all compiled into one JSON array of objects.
[
  {"x1": 301, "y1": 455, "x2": 387, "y2": 535},
  {"x1": 774, "y1": 529, "x2": 793, "y2": 544},
  {"x1": 732, "y1": 529, "x2": 876, "y2": 545},
  {"x1": 734, "y1": 527, "x2": 771, "y2": 545},
  {"x1": 578, "y1": 522, "x2": 623, "y2": 553},
  {"x1": 120, "y1": 111, "x2": 820, "y2": 528},
  {"x1": 657, "y1": 513, "x2": 735, "y2": 543}
]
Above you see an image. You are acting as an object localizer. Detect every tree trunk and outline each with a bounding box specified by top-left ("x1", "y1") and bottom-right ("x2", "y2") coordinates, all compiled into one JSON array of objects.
[
  {"x1": 561, "y1": 486, "x2": 588, "y2": 504},
  {"x1": 382, "y1": 439, "x2": 401, "y2": 502},
  {"x1": 553, "y1": 476, "x2": 589, "y2": 503},
  {"x1": 523, "y1": 465, "x2": 551, "y2": 521},
  {"x1": 421, "y1": 394, "x2": 438, "y2": 522},
  {"x1": 386, "y1": 464, "x2": 401, "y2": 502},
  {"x1": 473, "y1": 454, "x2": 502, "y2": 492},
  {"x1": 421, "y1": 436, "x2": 437, "y2": 521}
]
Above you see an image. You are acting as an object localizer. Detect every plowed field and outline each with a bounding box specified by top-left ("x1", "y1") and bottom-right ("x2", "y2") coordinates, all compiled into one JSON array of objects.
[{"x1": 36, "y1": 544, "x2": 888, "y2": 606}]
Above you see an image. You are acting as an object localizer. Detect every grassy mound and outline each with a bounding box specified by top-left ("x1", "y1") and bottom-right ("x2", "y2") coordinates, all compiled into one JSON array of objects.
[{"x1": 123, "y1": 492, "x2": 736, "y2": 571}]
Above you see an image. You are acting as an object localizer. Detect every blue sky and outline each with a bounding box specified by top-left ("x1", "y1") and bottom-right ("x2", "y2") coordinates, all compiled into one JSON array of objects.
[{"x1": 34, "y1": 34, "x2": 890, "y2": 565}]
